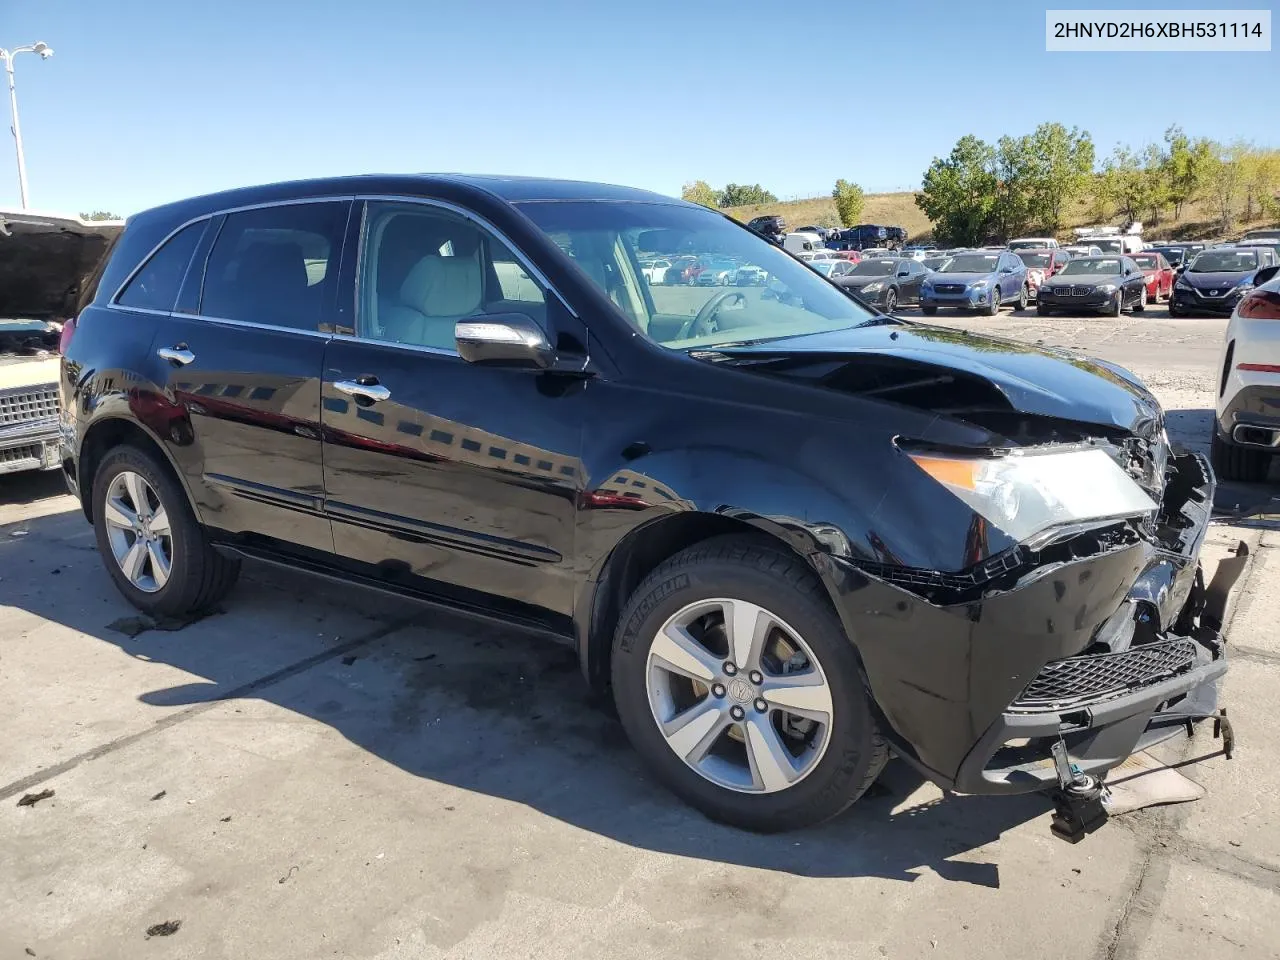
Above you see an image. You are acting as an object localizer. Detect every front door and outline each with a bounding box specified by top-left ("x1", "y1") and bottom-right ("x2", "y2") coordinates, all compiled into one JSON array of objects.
[
  {"x1": 319, "y1": 199, "x2": 587, "y2": 628},
  {"x1": 147, "y1": 199, "x2": 351, "y2": 553}
]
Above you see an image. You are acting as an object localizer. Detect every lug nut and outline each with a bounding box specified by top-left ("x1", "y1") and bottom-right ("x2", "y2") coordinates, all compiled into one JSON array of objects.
[
  {"x1": 730, "y1": 705, "x2": 745, "y2": 721},
  {"x1": 749, "y1": 670, "x2": 763, "y2": 685},
  {"x1": 711, "y1": 683, "x2": 726, "y2": 698},
  {"x1": 723, "y1": 662, "x2": 738, "y2": 676},
  {"x1": 754, "y1": 698, "x2": 768, "y2": 713}
]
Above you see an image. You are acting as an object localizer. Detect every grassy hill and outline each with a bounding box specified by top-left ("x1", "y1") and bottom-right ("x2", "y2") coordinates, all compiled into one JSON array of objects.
[{"x1": 723, "y1": 190, "x2": 1276, "y2": 244}]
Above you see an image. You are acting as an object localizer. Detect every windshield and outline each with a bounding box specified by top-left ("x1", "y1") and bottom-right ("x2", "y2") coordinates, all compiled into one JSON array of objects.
[
  {"x1": 1017, "y1": 253, "x2": 1051, "y2": 268},
  {"x1": 922, "y1": 257, "x2": 950, "y2": 270},
  {"x1": 1008, "y1": 240, "x2": 1046, "y2": 250},
  {"x1": 515, "y1": 200, "x2": 877, "y2": 349},
  {"x1": 1132, "y1": 255, "x2": 1158, "y2": 268},
  {"x1": 1089, "y1": 239, "x2": 1123, "y2": 253},
  {"x1": 811, "y1": 261, "x2": 837, "y2": 275},
  {"x1": 938, "y1": 254, "x2": 999, "y2": 273},
  {"x1": 1190, "y1": 250, "x2": 1258, "y2": 272},
  {"x1": 1059, "y1": 258, "x2": 1122, "y2": 276},
  {"x1": 849, "y1": 260, "x2": 895, "y2": 276}
]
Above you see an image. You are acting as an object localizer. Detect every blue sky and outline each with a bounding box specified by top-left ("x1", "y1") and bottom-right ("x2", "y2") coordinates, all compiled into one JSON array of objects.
[{"x1": 3, "y1": 0, "x2": 1276, "y2": 216}]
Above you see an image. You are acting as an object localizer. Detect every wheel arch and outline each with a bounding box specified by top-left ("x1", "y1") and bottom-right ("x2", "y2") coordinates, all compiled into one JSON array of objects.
[
  {"x1": 572, "y1": 510, "x2": 847, "y2": 693},
  {"x1": 77, "y1": 416, "x2": 193, "y2": 525}
]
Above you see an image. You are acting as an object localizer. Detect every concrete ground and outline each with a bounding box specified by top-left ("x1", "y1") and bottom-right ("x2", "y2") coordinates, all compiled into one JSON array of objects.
[{"x1": 2, "y1": 307, "x2": 1278, "y2": 960}]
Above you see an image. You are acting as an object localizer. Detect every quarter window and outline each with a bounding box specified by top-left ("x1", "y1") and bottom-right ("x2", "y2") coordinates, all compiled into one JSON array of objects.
[
  {"x1": 359, "y1": 201, "x2": 546, "y2": 352},
  {"x1": 199, "y1": 202, "x2": 348, "y2": 330},
  {"x1": 117, "y1": 221, "x2": 206, "y2": 311}
]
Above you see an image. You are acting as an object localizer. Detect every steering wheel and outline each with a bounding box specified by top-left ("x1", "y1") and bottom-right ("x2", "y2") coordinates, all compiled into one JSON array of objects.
[{"x1": 676, "y1": 290, "x2": 747, "y2": 340}]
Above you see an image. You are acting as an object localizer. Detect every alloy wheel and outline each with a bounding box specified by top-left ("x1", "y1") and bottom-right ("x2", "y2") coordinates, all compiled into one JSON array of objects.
[
  {"x1": 102, "y1": 470, "x2": 173, "y2": 593},
  {"x1": 884, "y1": 289, "x2": 897, "y2": 313},
  {"x1": 645, "y1": 598, "x2": 833, "y2": 794}
]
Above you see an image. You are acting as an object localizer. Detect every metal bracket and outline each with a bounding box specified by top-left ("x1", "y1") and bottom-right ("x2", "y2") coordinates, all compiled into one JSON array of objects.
[{"x1": 1048, "y1": 740, "x2": 1110, "y2": 843}]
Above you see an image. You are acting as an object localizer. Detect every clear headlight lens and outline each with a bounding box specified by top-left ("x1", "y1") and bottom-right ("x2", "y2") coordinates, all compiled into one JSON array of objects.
[
  {"x1": 862, "y1": 281, "x2": 885, "y2": 292},
  {"x1": 907, "y1": 447, "x2": 1156, "y2": 543},
  {"x1": 970, "y1": 279, "x2": 989, "y2": 289},
  {"x1": 1097, "y1": 283, "x2": 1118, "y2": 294}
]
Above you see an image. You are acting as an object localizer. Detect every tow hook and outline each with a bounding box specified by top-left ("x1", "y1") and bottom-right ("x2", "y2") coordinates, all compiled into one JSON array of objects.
[{"x1": 1048, "y1": 740, "x2": 1109, "y2": 844}]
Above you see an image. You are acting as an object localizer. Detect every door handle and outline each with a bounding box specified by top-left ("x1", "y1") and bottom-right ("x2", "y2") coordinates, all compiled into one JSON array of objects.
[
  {"x1": 157, "y1": 346, "x2": 195, "y2": 366},
  {"x1": 333, "y1": 379, "x2": 391, "y2": 403}
]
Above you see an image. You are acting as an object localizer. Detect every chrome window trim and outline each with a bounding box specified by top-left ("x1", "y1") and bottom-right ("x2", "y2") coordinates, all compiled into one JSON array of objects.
[
  {"x1": 109, "y1": 196, "x2": 356, "y2": 306},
  {"x1": 167, "y1": 311, "x2": 333, "y2": 341},
  {"x1": 327, "y1": 331, "x2": 461, "y2": 359}
]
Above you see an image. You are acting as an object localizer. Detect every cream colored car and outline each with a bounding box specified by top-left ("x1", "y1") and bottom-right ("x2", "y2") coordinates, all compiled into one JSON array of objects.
[{"x1": 0, "y1": 210, "x2": 122, "y2": 478}]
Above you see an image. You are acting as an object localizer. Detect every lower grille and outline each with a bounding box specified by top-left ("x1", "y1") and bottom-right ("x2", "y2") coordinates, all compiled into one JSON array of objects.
[
  {"x1": 0, "y1": 386, "x2": 59, "y2": 426},
  {"x1": 934, "y1": 283, "x2": 966, "y2": 294},
  {"x1": 1011, "y1": 638, "x2": 1198, "y2": 713},
  {"x1": 0, "y1": 442, "x2": 42, "y2": 465}
]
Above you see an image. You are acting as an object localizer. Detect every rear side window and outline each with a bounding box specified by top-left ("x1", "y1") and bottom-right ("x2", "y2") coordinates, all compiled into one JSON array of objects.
[
  {"x1": 116, "y1": 221, "x2": 206, "y2": 311},
  {"x1": 199, "y1": 202, "x2": 348, "y2": 330}
]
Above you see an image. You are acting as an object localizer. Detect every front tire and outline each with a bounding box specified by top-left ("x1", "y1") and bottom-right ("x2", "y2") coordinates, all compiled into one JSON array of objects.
[
  {"x1": 1017, "y1": 285, "x2": 1029, "y2": 311},
  {"x1": 986, "y1": 288, "x2": 1000, "y2": 316},
  {"x1": 92, "y1": 445, "x2": 240, "y2": 618},
  {"x1": 610, "y1": 536, "x2": 888, "y2": 832},
  {"x1": 1134, "y1": 286, "x2": 1148, "y2": 313},
  {"x1": 1110, "y1": 291, "x2": 1124, "y2": 317},
  {"x1": 1037, "y1": 303, "x2": 1053, "y2": 316},
  {"x1": 883, "y1": 288, "x2": 897, "y2": 314},
  {"x1": 1211, "y1": 432, "x2": 1273, "y2": 483}
]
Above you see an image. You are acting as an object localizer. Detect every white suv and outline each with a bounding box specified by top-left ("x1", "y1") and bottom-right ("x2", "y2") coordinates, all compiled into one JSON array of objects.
[{"x1": 1213, "y1": 264, "x2": 1280, "y2": 482}]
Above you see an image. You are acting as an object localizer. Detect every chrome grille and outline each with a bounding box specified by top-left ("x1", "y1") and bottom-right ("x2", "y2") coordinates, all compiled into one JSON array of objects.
[
  {"x1": 1070, "y1": 285, "x2": 1092, "y2": 297},
  {"x1": 934, "y1": 283, "x2": 966, "y2": 294},
  {"x1": 0, "y1": 386, "x2": 59, "y2": 426},
  {"x1": 1011, "y1": 638, "x2": 1197, "y2": 712}
]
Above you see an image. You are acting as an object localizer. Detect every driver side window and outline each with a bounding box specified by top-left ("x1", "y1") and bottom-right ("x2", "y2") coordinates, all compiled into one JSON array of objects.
[{"x1": 358, "y1": 201, "x2": 546, "y2": 352}]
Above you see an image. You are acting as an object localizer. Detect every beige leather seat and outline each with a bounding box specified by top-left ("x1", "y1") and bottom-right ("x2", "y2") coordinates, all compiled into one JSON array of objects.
[{"x1": 381, "y1": 231, "x2": 483, "y2": 349}]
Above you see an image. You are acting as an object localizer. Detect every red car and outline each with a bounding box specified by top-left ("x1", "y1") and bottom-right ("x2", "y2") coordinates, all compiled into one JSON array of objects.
[
  {"x1": 1132, "y1": 252, "x2": 1175, "y2": 302},
  {"x1": 829, "y1": 249, "x2": 862, "y2": 262},
  {"x1": 1015, "y1": 248, "x2": 1071, "y2": 299}
]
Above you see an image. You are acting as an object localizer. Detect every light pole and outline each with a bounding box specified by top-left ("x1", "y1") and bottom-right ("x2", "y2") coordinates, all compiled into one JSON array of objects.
[{"x1": 0, "y1": 42, "x2": 53, "y2": 209}]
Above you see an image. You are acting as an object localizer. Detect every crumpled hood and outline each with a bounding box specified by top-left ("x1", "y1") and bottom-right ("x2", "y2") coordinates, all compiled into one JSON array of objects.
[{"x1": 705, "y1": 321, "x2": 1164, "y2": 439}]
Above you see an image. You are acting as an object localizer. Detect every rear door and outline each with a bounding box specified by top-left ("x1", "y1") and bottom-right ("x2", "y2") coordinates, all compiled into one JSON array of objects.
[
  {"x1": 146, "y1": 199, "x2": 351, "y2": 553},
  {"x1": 318, "y1": 199, "x2": 588, "y2": 628}
]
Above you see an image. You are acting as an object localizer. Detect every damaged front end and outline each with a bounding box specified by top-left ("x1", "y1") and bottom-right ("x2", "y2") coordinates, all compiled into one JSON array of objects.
[{"x1": 829, "y1": 445, "x2": 1241, "y2": 827}]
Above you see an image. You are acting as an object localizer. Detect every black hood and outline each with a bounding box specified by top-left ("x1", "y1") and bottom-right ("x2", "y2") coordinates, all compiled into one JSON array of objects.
[
  {"x1": 702, "y1": 321, "x2": 1164, "y2": 440},
  {"x1": 1180, "y1": 269, "x2": 1252, "y2": 290},
  {"x1": 0, "y1": 212, "x2": 123, "y2": 321},
  {"x1": 1046, "y1": 272, "x2": 1122, "y2": 286}
]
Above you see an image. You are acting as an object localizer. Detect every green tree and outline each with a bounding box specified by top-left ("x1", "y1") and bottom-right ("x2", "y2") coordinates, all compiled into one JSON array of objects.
[
  {"x1": 993, "y1": 134, "x2": 1036, "y2": 238},
  {"x1": 719, "y1": 183, "x2": 777, "y2": 207},
  {"x1": 1162, "y1": 126, "x2": 1213, "y2": 220},
  {"x1": 1240, "y1": 148, "x2": 1280, "y2": 220},
  {"x1": 1141, "y1": 143, "x2": 1171, "y2": 225},
  {"x1": 680, "y1": 180, "x2": 722, "y2": 209},
  {"x1": 1025, "y1": 123, "x2": 1094, "y2": 231},
  {"x1": 831, "y1": 179, "x2": 865, "y2": 227},
  {"x1": 1204, "y1": 141, "x2": 1248, "y2": 227},
  {"x1": 1098, "y1": 146, "x2": 1152, "y2": 224},
  {"x1": 915, "y1": 135, "x2": 998, "y2": 246}
]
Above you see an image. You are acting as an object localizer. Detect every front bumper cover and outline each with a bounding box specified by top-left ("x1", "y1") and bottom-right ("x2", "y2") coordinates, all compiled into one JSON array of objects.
[{"x1": 828, "y1": 449, "x2": 1237, "y2": 795}]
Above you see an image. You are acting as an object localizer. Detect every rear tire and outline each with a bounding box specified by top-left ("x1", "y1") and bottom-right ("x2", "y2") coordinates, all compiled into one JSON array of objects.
[
  {"x1": 1017, "y1": 285, "x2": 1029, "y2": 311},
  {"x1": 92, "y1": 445, "x2": 240, "y2": 618},
  {"x1": 1211, "y1": 432, "x2": 1273, "y2": 483},
  {"x1": 610, "y1": 535, "x2": 888, "y2": 833}
]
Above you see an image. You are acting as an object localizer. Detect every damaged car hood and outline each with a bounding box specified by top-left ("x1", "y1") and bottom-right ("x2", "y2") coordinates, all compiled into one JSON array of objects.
[{"x1": 699, "y1": 321, "x2": 1164, "y2": 439}]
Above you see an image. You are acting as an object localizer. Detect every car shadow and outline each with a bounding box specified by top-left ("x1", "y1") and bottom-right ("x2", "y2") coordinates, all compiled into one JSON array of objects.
[
  {"x1": 1165, "y1": 408, "x2": 1280, "y2": 519},
  {"x1": 0, "y1": 469, "x2": 69, "y2": 507},
  {"x1": 3, "y1": 507, "x2": 1052, "y2": 888}
]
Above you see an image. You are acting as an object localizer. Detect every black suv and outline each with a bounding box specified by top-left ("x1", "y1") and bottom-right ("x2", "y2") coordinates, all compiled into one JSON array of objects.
[{"x1": 61, "y1": 175, "x2": 1234, "y2": 833}]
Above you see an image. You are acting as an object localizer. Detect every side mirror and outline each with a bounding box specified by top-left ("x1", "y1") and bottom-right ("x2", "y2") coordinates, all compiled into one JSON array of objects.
[
  {"x1": 1255, "y1": 265, "x2": 1280, "y2": 286},
  {"x1": 455, "y1": 313, "x2": 555, "y2": 369},
  {"x1": 1000, "y1": 266, "x2": 1013, "y2": 273},
  {"x1": 897, "y1": 270, "x2": 909, "y2": 277}
]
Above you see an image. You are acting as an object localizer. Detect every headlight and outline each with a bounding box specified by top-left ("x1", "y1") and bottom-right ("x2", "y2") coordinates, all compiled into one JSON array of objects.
[
  {"x1": 969, "y1": 279, "x2": 989, "y2": 289},
  {"x1": 1098, "y1": 283, "x2": 1118, "y2": 294},
  {"x1": 862, "y1": 281, "x2": 885, "y2": 292},
  {"x1": 1236, "y1": 279, "x2": 1255, "y2": 291},
  {"x1": 1176, "y1": 278, "x2": 1191, "y2": 289},
  {"x1": 907, "y1": 447, "x2": 1156, "y2": 543}
]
